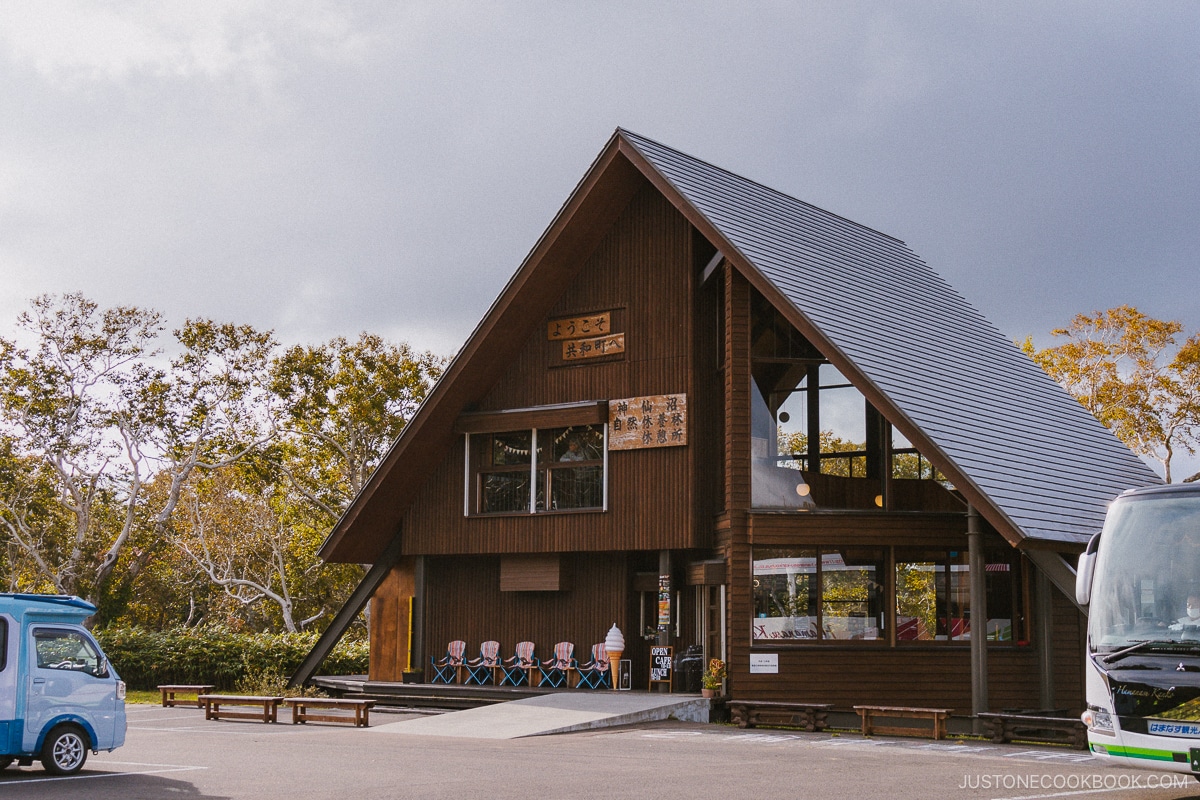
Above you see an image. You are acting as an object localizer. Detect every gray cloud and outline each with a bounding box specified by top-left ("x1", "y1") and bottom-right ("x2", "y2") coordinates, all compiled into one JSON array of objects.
[{"x1": 2, "y1": 2, "x2": 1198, "y2": 475}]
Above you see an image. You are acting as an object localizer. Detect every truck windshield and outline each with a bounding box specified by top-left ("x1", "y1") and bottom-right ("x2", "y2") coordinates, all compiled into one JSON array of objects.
[
  {"x1": 1089, "y1": 493, "x2": 1200, "y2": 653},
  {"x1": 33, "y1": 628, "x2": 108, "y2": 678}
]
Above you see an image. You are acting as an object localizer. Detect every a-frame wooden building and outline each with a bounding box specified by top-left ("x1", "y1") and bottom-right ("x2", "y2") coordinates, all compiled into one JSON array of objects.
[{"x1": 302, "y1": 129, "x2": 1159, "y2": 715}]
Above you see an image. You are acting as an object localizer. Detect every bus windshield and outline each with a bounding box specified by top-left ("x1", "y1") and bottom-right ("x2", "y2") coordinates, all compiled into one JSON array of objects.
[{"x1": 1089, "y1": 493, "x2": 1200, "y2": 653}]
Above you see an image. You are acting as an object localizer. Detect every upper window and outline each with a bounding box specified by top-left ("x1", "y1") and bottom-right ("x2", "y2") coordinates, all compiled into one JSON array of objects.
[
  {"x1": 748, "y1": 290, "x2": 964, "y2": 513},
  {"x1": 0, "y1": 617, "x2": 7, "y2": 672},
  {"x1": 469, "y1": 424, "x2": 606, "y2": 515}
]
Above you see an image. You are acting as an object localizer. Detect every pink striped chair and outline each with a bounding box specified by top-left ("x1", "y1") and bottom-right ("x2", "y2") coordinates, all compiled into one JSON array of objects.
[
  {"x1": 575, "y1": 644, "x2": 610, "y2": 689},
  {"x1": 498, "y1": 641, "x2": 536, "y2": 687},
  {"x1": 465, "y1": 640, "x2": 502, "y2": 685},
  {"x1": 537, "y1": 642, "x2": 576, "y2": 688},
  {"x1": 430, "y1": 640, "x2": 467, "y2": 684}
]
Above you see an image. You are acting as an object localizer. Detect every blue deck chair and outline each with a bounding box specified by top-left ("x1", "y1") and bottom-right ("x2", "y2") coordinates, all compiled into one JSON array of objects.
[
  {"x1": 575, "y1": 644, "x2": 610, "y2": 689},
  {"x1": 464, "y1": 640, "x2": 501, "y2": 685},
  {"x1": 537, "y1": 642, "x2": 576, "y2": 688},
  {"x1": 430, "y1": 640, "x2": 466, "y2": 684},
  {"x1": 497, "y1": 641, "x2": 536, "y2": 687}
]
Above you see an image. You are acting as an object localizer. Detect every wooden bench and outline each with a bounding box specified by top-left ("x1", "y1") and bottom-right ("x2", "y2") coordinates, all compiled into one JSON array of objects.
[
  {"x1": 158, "y1": 684, "x2": 215, "y2": 708},
  {"x1": 728, "y1": 701, "x2": 832, "y2": 732},
  {"x1": 286, "y1": 697, "x2": 377, "y2": 728},
  {"x1": 199, "y1": 694, "x2": 284, "y2": 723},
  {"x1": 977, "y1": 712, "x2": 1088, "y2": 750},
  {"x1": 854, "y1": 705, "x2": 953, "y2": 740}
]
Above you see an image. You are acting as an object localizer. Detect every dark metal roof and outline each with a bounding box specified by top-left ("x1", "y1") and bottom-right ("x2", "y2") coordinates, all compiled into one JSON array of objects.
[{"x1": 619, "y1": 129, "x2": 1161, "y2": 546}]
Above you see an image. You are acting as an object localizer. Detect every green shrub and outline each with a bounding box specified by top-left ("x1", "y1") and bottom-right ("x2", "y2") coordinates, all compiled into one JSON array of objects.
[{"x1": 94, "y1": 625, "x2": 369, "y2": 691}]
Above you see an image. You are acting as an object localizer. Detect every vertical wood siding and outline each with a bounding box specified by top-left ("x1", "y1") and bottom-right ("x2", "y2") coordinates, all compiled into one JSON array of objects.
[
  {"x1": 369, "y1": 559, "x2": 415, "y2": 682},
  {"x1": 423, "y1": 553, "x2": 635, "y2": 679},
  {"x1": 401, "y1": 185, "x2": 702, "y2": 556}
]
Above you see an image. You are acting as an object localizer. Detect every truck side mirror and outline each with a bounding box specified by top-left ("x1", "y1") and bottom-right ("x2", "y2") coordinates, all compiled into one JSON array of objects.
[{"x1": 1076, "y1": 531, "x2": 1101, "y2": 606}]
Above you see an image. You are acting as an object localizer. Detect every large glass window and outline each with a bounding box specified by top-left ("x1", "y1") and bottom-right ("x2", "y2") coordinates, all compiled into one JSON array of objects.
[
  {"x1": 471, "y1": 424, "x2": 605, "y2": 514},
  {"x1": 748, "y1": 290, "x2": 963, "y2": 513},
  {"x1": 754, "y1": 545, "x2": 1025, "y2": 646},
  {"x1": 895, "y1": 548, "x2": 1022, "y2": 643},
  {"x1": 896, "y1": 550, "x2": 970, "y2": 641},
  {"x1": 753, "y1": 547, "x2": 885, "y2": 641}
]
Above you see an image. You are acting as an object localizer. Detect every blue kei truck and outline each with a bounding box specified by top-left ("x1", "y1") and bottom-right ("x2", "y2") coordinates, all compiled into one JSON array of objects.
[{"x1": 0, "y1": 594, "x2": 126, "y2": 775}]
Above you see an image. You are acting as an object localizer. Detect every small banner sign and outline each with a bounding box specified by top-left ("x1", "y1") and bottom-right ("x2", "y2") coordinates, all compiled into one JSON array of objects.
[
  {"x1": 562, "y1": 333, "x2": 625, "y2": 361},
  {"x1": 649, "y1": 645, "x2": 673, "y2": 690},
  {"x1": 749, "y1": 653, "x2": 779, "y2": 674},
  {"x1": 607, "y1": 394, "x2": 687, "y2": 450},
  {"x1": 547, "y1": 312, "x2": 611, "y2": 341},
  {"x1": 657, "y1": 575, "x2": 672, "y2": 628}
]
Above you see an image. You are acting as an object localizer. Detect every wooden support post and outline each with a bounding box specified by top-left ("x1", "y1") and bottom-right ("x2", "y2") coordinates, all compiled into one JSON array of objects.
[
  {"x1": 1036, "y1": 567, "x2": 1055, "y2": 710},
  {"x1": 412, "y1": 555, "x2": 426, "y2": 673},
  {"x1": 968, "y1": 505, "x2": 988, "y2": 734}
]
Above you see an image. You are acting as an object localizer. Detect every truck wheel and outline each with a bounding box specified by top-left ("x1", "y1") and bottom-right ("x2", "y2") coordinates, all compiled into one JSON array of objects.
[{"x1": 40, "y1": 725, "x2": 88, "y2": 775}]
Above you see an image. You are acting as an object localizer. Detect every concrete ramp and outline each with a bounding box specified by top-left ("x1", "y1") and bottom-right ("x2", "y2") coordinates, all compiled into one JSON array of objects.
[{"x1": 371, "y1": 692, "x2": 709, "y2": 739}]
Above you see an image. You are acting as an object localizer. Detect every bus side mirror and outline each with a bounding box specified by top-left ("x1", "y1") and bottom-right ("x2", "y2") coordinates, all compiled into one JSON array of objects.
[{"x1": 1076, "y1": 531, "x2": 1101, "y2": 606}]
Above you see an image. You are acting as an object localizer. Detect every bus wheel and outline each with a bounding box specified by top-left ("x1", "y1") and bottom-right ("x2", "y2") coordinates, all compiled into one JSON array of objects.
[
  {"x1": 0, "y1": 757, "x2": 13, "y2": 770},
  {"x1": 40, "y1": 725, "x2": 88, "y2": 775}
]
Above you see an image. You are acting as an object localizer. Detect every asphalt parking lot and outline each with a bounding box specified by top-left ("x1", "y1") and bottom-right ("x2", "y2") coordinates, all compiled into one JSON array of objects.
[{"x1": 3, "y1": 703, "x2": 1200, "y2": 800}]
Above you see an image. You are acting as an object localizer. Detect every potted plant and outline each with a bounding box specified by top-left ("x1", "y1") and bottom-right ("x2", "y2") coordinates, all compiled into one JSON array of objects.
[{"x1": 701, "y1": 658, "x2": 726, "y2": 698}]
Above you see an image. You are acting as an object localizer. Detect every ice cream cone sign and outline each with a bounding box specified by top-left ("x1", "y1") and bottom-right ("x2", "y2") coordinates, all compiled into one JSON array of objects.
[{"x1": 605, "y1": 624, "x2": 625, "y2": 690}]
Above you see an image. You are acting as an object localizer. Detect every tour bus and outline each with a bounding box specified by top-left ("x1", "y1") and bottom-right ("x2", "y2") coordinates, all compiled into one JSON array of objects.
[
  {"x1": 1077, "y1": 483, "x2": 1200, "y2": 778},
  {"x1": 0, "y1": 594, "x2": 126, "y2": 775}
]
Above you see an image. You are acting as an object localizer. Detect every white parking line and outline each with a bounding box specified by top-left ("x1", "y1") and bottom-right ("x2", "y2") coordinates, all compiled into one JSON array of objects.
[
  {"x1": 127, "y1": 724, "x2": 301, "y2": 735},
  {"x1": 1, "y1": 760, "x2": 205, "y2": 785}
]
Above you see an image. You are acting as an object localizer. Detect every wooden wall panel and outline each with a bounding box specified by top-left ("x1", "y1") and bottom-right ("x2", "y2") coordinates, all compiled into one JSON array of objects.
[
  {"x1": 500, "y1": 554, "x2": 572, "y2": 592},
  {"x1": 424, "y1": 553, "x2": 636, "y2": 677},
  {"x1": 401, "y1": 185, "x2": 707, "y2": 556},
  {"x1": 733, "y1": 646, "x2": 1059, "y2": 713},
  {"x1": 722, "y1": 267, "x2": 754, "y2": 673},
  {"x1": 369, "y1": 559, "x2": 415, "y2": 682},
  {"x1": 749, "y1": 512, "x2": 989, "y2": 548},
  {"x1": 1051, "y1": 588, "x2": 1086, "y2": 711}
]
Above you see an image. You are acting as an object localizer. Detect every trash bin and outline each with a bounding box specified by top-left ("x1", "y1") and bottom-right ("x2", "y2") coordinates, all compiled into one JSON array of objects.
[{"x1": 674, "y1": 645, "x2": 703, "y2": 693}]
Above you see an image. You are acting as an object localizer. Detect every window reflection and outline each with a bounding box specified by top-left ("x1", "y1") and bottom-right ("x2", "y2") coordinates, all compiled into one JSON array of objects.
[
  {"x1": 475, "y1": 425, "x2": 605, "y2": 514},
  {"x1": 752, "y1": 547, "x2": 885, "y2": 642}
]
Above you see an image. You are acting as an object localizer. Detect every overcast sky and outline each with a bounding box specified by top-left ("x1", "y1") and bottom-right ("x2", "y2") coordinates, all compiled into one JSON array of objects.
[{"x1": 2, "y1": 3, "x2": 1198, "y2": 475}]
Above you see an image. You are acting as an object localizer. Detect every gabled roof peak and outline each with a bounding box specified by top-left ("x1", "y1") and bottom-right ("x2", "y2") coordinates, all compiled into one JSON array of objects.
[{"x1": 319, "y1": 129, "x2": 1159, "y2": 564}]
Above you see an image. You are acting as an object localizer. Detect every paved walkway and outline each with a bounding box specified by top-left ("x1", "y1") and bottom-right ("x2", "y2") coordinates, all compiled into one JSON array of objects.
[{"x1": 370, "y1": 692, "x2": 709, "y2": 739}]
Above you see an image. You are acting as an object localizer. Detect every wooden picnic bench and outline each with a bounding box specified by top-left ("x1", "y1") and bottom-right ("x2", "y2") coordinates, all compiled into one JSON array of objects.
[
  {"x1": 286, "y1": 697, "x2": 377, "y2": 728},
  {"x1": 976, "y1": 712, "x2": 1088, "y2": 750},
  {"x1": 728, "y1": 700, "x2": 832, "y2": 732},
  {"x1": 158, "y1": 684, "x2": 215, "y2": 708},
  {"x1": 199, "y1": 694, "x2": 284, "y2": 723},
  {"x1": 854, "y1": 705, "x2": 953, "y2": 740}
]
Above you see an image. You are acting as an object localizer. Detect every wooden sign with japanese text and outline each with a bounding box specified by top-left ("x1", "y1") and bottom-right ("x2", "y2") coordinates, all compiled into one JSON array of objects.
[
  {"x1": 547, "y1": 312, "x2": 611, "y2": 341},
  {"x1": 562, "y1": 333, "x2": 625, "y2": 361},
  {"x1": 607, "y1": 394, "x2": 687, "y2": 450}
]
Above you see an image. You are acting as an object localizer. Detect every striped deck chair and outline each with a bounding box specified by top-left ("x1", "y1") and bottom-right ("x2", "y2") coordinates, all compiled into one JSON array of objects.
[
  {"x1": 575, "y1": 644, "x2": 610, "y2": 689},
  {"x1": 537, "y1": 642, "x2": 576, "y2": 688},
  {"x1": 464, "y1": 640, "x2": 502, "y2": 685},
  {"x1": 497, "y1": 641, "x2": 536, "y2": 687},
  {"x1": 429, "y1": 640, "x2": 467, "y2": 684}
]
